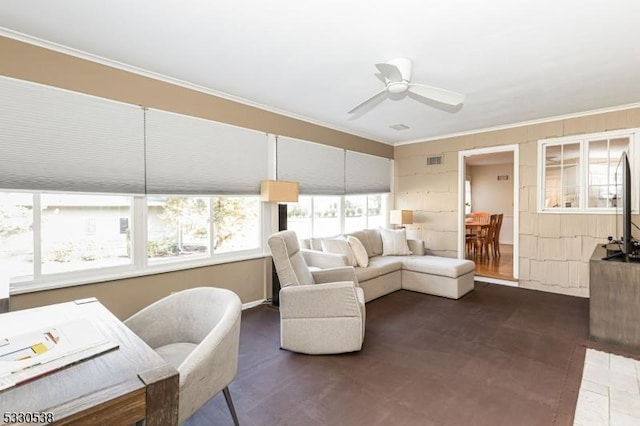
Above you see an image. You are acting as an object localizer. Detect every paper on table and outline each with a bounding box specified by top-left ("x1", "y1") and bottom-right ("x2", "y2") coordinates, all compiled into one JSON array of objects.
[{"x1": 0, "y1": 319, "x2": 118, "y2": 391}]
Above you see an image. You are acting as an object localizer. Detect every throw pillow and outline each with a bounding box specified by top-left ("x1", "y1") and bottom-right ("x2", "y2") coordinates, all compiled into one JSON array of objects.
[
  {"x1": 321, "y1": 238, "x2": 357, "y2": 267},
  {"x1": 346, "y1": 236, "x2": 369, "y2": 267},
  {"x1": 379, "y1": 227, "x2": 412, "y2": 256}
]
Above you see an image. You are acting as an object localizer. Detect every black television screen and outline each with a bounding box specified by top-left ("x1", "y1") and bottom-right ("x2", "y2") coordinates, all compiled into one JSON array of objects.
[{"x1": 615, "y1": 151, "x2": 632, "y2": 254}]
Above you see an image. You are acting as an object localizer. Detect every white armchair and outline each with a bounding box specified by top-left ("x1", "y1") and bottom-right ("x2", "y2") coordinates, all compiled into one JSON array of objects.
[
  {"x1": 267, "y1": 230, "x2": 365, "y2": 355},
  {"x1": 124, "y1": 287, "x2": 241, "y2": 425}
]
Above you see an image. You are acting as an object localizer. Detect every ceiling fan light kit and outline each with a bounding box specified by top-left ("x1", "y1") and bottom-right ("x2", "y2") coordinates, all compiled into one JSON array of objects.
[{"x1": 349, "y1": 57, "x2": 465, "y2": 115}]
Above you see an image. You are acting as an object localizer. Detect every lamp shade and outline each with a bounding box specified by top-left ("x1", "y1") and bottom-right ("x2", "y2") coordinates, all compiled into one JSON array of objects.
[
  {"x1": 260, "y1": 180, "x2": 299, "y2": 202},
  {"x1": 390, "y1": 209, "x2": 414, "y2": 225}
]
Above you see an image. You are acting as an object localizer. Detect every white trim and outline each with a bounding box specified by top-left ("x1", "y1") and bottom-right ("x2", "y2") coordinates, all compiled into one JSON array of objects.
[
  {"x1": 475, "y1": 277, "x2": 519, "y2": 287},
  {"x1": 32, "y1": 194, "x2": 42, "y2": 278},
  {"x1": 133, "y1": 196, "x2": 147, "y2": 270},
  {"x1": 242, "y1": 299, "x2": 266, "y2": 310},
  {"x1": 0, "y1": 28, "x2": 389, "y2": 146},
  {"x1": 395, "y1": 103, "x2": 640, "y2": 147},
  {"x1": 537, "y1": 128, "x2": 640, "y2": 214},
  {"x1": 458, "y1": 144, "x2": 519, "y2": 280}
]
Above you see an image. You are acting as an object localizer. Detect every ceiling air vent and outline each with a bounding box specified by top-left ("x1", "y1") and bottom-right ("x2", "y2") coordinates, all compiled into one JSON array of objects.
[
  {"x1": 389, "y1": 123, "x2": 410, "y2": 131},
  {"x1": 426, "y1": 155, "x2": 443, "y2": 166}
]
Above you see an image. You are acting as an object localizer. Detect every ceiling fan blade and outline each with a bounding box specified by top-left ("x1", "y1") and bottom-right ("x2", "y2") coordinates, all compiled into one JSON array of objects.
[
  {"x1": 375, "y1": 63, "x2": 403, "y2": 83},
  {"x1": 408, "y1": 84, "x2": 465, "y2": 106},
  {"x1": 374, "y1": 72, "x2": 387, "y2": 84},
  {"x1": 348, "y1": 89, "x2": 388, "y2": 114}
]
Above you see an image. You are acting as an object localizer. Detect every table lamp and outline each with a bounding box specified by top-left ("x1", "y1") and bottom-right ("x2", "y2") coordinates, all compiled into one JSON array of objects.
[{"x1": 390, "y1": 210, "x2": 414, "y2": 229}]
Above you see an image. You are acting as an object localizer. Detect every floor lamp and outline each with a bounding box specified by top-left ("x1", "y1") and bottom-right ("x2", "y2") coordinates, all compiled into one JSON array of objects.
[{"x1": 261, "y1": 180, "x2": 299, "y2": 307}]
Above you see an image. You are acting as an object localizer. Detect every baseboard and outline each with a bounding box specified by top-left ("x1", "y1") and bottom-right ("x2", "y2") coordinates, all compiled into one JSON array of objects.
[
  {"x1": 242, "y1": 299, "x2": 266, "y2": 310},
  {"x1": 475, "y1": 276, "x2": 519, "y2": 287}
]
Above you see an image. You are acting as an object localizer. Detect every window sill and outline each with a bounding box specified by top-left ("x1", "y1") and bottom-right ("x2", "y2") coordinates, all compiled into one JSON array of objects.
[
  {"x1": 537, "y1": 209, "x2": 620, "y2": 214},
  {"x1": 10, "y1": 250, "x2": 270, "y2": 296}
]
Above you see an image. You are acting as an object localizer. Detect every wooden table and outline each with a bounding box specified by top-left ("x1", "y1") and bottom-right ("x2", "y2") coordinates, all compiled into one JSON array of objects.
[
  {"x1": 0, "y1": 298, "x2": 179, "y2": 425},
  {"x1": 465, "y1": 221, "x2": 490, "y2": 235},
  {"x1": 465, "y1": 221, "x2": 491, "y2": 258}
]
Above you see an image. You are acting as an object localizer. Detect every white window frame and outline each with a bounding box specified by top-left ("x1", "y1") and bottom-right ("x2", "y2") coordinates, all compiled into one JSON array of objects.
[
  {"x1": 537, "y1": 128, "x2": 640, "y2": 214},
  {"x1": 301, "y1": 193, "x2": 390, "y2": 237},
  {"x1": 9, "y1": 192, "x2": 264, "y2": 294}
]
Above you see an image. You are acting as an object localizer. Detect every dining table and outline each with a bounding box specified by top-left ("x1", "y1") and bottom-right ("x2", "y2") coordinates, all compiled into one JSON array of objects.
[{"x1": 465, "y1": 220, "x2": 490, "y2": 235}]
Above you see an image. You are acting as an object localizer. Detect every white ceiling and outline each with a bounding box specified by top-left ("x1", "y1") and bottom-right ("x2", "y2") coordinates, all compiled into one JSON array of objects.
[{"x1": 1, "y1": 0, "x2": 640, "y2": 146}]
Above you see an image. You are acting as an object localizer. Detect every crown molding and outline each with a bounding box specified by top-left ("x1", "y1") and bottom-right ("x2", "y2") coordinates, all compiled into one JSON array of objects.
[{"x1": 394, "y1": 102, "x2": 640, "y2": 146}]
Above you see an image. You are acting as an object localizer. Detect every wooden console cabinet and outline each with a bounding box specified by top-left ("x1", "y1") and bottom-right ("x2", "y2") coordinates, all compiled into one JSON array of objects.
[{"x1": 589, "y1": 244, "x2": 640, "y2": 349}]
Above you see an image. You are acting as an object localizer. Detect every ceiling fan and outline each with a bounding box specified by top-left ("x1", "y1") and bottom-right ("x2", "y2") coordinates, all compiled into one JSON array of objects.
[{"x1": 348, "y1": 58, "x2": 465, "y2": 114}]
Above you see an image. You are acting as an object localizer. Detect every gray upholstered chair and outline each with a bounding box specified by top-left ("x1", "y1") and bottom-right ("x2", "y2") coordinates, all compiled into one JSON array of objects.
[
  {"x1": 267, "y1": 230, "x2": 365, "y2": 355},
  {"x1": 124, "y1": 287, "x2": 241, "y2": 425}
]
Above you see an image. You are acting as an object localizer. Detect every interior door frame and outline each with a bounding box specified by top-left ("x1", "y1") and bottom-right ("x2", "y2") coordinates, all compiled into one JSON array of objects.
[{"x1": 457, "y1": 144, "x2": 519, "y2": 282}]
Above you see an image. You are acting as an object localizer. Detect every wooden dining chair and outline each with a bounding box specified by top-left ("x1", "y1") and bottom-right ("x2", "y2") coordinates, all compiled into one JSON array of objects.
[
  {"x1": 470, "y1": 212, "x2": 490, "y2": 223},
  {"x1": 470, "y1": 214, "x2": 497, "y2": 261},
  {"x1": 465, "y1": 212, "x2": 491, "y2": 256},
  {"x1": 493, "y1": 213, "x2": 504, "y2": 258}
]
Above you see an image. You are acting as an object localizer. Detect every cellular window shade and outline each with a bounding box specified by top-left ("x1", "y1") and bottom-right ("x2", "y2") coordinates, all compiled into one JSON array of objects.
[
  {"x1": 0, "y1": 76, "x2": 145, "y2": 193},
  {"x1": 277, "y1": 136, "x2": 345, "y2": 195},
  {"x1": 145, "y1": 109, "x2": 268, "y2": 195},
  {"x1": 345, "y1": 151, "x2": 391, "y2": 194}
]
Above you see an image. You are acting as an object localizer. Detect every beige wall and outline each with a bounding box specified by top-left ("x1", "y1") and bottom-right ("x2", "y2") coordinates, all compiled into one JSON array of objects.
[
  {"x1": 11, "y1": 258, "x2": 271, "y2": 320},
  {"x1": 469, "y1": 163, "x2": 514, "y2": 215},
  {"x1": 394, "y1": 107, "x2": 640, "y2": 297}
]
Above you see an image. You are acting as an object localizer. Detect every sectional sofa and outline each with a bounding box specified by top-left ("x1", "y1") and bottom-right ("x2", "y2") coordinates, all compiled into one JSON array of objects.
[{"x1": 299, "y1": 228, "x2": 475, "y2": 302}]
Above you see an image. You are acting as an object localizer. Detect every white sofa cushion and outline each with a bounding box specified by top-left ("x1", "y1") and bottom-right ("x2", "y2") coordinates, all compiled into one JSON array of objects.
[
  {"x1": 379, "y1": 228, "x2": 412, "y2": 256},
  {"x1": 367, "y1": 256, "x2": 403, "y2": 275},
  {"x1": 363, "y1": 229, "x2": 383, "y2": 256},
  {"x1": 321, "y1": 238, "x2": 357, "y2": 267},
  {"x1": 347, "y1": 236, "x2": 369, "y2": 267},
  {"x1": 402, "y1": 255, "x2": 475, "y2": 279},
  {"x1": 354, "y1": 256, "x2": 402, "y2": 282},
  {"x1": 344, "y1": 230, "x2": 374, "y2": 257},
  {"x1": 356, "y1": 256, "x2": 402, "y2": 283}
]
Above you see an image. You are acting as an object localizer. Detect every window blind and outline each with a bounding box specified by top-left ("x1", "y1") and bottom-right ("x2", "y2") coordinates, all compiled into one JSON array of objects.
[
  {"x1": 276, "y1": 136, "x2": 345, "y2": 195},
  {"x1": 0, "y1": 76, "x2": 145, "y2": 194},
  {"x1": 345, "y1": 151, "x2": 391, "y2": 194},
  {"x1": 145, "y1": 109, "x2": 268, "y2": 195}
]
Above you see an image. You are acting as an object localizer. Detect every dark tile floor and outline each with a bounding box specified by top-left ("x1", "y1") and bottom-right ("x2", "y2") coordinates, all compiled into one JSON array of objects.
[{"x1": 185, "y1": 283, "x2": 596, "y2": 426}]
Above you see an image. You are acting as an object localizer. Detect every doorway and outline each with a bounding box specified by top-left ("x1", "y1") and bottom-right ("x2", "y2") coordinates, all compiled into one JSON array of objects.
[{"x1": 457, "y1": 145, "x2": 519, "y2": 285}]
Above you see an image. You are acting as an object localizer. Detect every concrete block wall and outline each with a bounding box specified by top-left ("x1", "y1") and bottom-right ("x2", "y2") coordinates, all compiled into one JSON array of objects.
[{"x1": 394, "y1": 107, "x2": 640, "y2": 297}]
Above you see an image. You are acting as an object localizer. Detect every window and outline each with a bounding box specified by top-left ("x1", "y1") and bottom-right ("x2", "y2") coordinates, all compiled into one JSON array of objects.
[
  {"x1": 0, "y1": 192, "x2": 33, "y2": 280},
  {"x1": 287, "y1": 196, "x2": 313, "y2": 239},
  {"x1": 587, "y1": 138, "x2": 629, "y2": 208},
  {"x1": 147, "y1": 196, "x2": 210, "y2": 262},
  {"x1": 288, "y1": 194, "x2": 389, "y2": 237},
  {"x1": 213, "y1": 196, "x2": 260, "y2": 253},
  {"x1": 464, "y1": 180, "x2": 472, "y2": 215},
  {"x1": 2, "y1": 192, "x2": 262, "y2": 291},
  {"x1": 539, "y1": 129, "x2": 639, "y2": 213},
  {"x1": 344, "y1": 195, "x2": 385, "y2": 232},
  {"x1": 366, "y1": 195, "x2": 385, "y2": 229},
  {"x1": 313, "y1": 196, "x2": 341, "y2": 237},
  {"x1": 148, "y1": 195, "x2": 262, "y2": 261},
  {"x1": 344, "y1": 196, "x2": 367, "y2": 232},
  {"x1": 543, "y1": 143, "x2": 581, "y2": 209},
  {"x1": 41, "y1": 194, "x2": 132, "y2": 274}
]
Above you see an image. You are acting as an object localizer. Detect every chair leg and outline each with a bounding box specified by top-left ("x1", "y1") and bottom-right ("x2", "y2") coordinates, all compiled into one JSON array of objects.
[{"x1": 223, "y1": 386, "x2": 240, "y2": 426}]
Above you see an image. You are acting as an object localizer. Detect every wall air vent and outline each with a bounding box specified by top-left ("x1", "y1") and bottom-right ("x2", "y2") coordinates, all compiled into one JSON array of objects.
[
  {"x1": 389, "y1": 124, "x2": 410, "y2": 131},
  {"x1": 426, "y1": 155, "x2": 443, "y2": 166}
]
